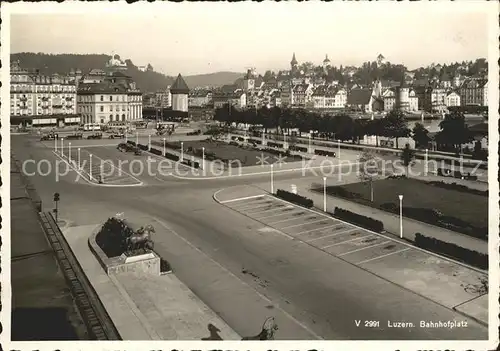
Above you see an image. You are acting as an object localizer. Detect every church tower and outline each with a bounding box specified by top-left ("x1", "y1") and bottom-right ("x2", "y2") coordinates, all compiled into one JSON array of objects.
[
  {"x1": 171, "y1": 73, "x2": 190, "y2": 112},
  {"x1": 290, "y1": 53, "x2": 298, "y2": 73},
  {"x1": 323, "y1": 54, "x2": 331, "y2": 74}
]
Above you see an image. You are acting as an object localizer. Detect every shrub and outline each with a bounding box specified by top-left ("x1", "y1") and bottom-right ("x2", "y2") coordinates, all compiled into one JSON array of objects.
[
  {"x1": 267, "y1": 141, "x2": 283, "y2": 148},
  {"x1": 276, "y1": 189, "x2": 314, "y2": 208},
  {"x1": 183, "y1": 158, "x2": 200, "y2": 169},
  {"x1": 333, "y1": 207, "x2": 384, "y2": 232},
  {"x1": 164, "y1": 152, "x2": 179, "y2": 162},
  {"x1": 315, "y1": 149, "x2": 336, "y2": 157},
  {"x1": 426, "y1": 181, "x2": 487, "y2": 196},
  {"x1": 229, "y1": 141, "x2": 239, "y2": 146},
  {"x1": 149, "y1": 148, "x2": 162, "y2": 156},
  {"x1": 137, "y1": 144, "x2": 148, "y2": 151},
  {"x1": 414, "y1": 233, "x2": 488, "y2": 269},
  {"x1": 160, "y1": 258, "x2": 172, "y2": 273},
  {"x1": 289, "y1": 145, "x2": 308, "y2": 152},
  {"x1": 127, "y1": 140, "x2": 136, "y2": 146},
  {"x1": 95, "y1": 217, "x2": 135, "y2": 258}
]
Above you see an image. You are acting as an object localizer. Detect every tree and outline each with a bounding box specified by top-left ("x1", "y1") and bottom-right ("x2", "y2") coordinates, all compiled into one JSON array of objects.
[
  {"x1": 435, "y1": 112, "x2": 473, "y2": 153},
  {"x1": 383, "y1": 110, "x2": 411, "y2": 148},
  {"x1": 358, "y1": 151, "x2": 381, "y2": 202},
  {"x1": 333, "y1": 114, "x2": 355, "y2": 141},
  {"x1": 412, "y1": 123, "x2": 431, "y2": 149},
  {"x1": 400, "y1": 143, "x2": 415, "y2": 176}
]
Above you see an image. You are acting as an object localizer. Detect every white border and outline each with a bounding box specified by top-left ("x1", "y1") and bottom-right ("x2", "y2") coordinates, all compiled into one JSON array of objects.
[{"x1": 1, "y1": 1, "x2": 498, "y2": 350}]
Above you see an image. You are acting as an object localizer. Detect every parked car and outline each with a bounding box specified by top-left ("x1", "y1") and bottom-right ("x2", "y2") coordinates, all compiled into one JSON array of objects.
[{"x1": 87, "y1": 132, "x2": 103, "y2": 140}]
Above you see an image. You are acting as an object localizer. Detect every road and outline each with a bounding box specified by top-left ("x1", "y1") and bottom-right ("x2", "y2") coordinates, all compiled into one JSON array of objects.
[{"x1": 11, "y1": 134, "x2": 489, "y2": 340}]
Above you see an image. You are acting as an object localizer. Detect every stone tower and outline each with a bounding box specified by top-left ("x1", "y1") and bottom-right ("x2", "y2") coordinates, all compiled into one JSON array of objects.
[{"x1": 170, "y1": 73, "x2": 190, "y2": 112}]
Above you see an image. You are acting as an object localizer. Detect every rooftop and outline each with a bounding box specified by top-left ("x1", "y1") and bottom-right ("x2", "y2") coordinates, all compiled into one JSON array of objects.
[{"x1": 170, "y1": 74, "x2": 190, "y2": 94}]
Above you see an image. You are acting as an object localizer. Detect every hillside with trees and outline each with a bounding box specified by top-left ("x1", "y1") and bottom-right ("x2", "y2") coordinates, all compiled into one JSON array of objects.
[{"x1": 11, "y1": 52, "x2": 243, "y2": 92}]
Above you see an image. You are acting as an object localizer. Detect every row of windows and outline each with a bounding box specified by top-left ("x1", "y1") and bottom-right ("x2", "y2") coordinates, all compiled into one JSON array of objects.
[
  {"x1": 11, "y1": 85, "x2": 75, "y2": 92},
  {"x1": 78, "y1": 94, "x2": 142, "y2": 102}
]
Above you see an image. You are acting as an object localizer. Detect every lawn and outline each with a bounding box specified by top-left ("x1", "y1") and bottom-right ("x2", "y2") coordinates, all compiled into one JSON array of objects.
[
  {"x1": 164, "y1": 139, "x2": 306, "y2": 167},
  {"x1": 317, "y1": 177, "x2": 488, "y2": 240}
]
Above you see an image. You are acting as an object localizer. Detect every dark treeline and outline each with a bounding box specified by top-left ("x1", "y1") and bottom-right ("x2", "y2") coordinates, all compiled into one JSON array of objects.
[{"x1": 214, "y1": 105, "x2": 484, "y2": 155}]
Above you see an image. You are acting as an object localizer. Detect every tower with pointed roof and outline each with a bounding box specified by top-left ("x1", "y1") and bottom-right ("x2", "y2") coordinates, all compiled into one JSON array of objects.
[
  {"x1": 171, "y1": 73, "x2": 190, "y2": 112},
  {"x1": 396, "y1": 76, "x2": 410, "y2": 111},
  {"x1": 290, "y1": 53, "x2": 298, "y2": 73}
]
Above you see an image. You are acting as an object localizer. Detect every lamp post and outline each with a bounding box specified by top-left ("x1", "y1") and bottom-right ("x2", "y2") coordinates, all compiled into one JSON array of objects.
[
  {"x1": 309, "y1": 135, "x2": 312, "y2": 154},
  {"x1": 68, "y1": 142, "x2": 72, "y2": 164},
  {"x1": 270, "y1": 164, "x2": 274, "y2": 194},
  {"x1": 136, "y1": 132, "x2": 139, "y2": 145},
  {"x1": 89, "y1": 154, "x2": 93, "y2": 181},
  {"x1": 202, "y1": 147, "x2": 205, "y2": 174},
  {"x1": 60, "y1": 138, "x2": 64, "y2": 157},
  {"x1": 181, "y1": 141, "x2": 184, "y2": 162},
  {"x1": 78, "y1": 148, "x2": 81, "y2": 170},
  {"x1": 398, "y1": 195, "x2": 404, "y2": 239},
  {"x1": 323, "y1": 176, "x2": 327, "y2": 212},
  {"x1": 125, "y1": 131, "x2": 128, "y2": 143},
  {"x1": 163, "y1": 138, "x2": 166, "y2": 156},
  {"x1": 148, "y1": 134, "x2": 151, "y2": 151},
  {"x1": 55, "y1": 137, "x2": 58, "y2": 153},
  {"x1": 337, "y1": 139, "x2": 341, "y2": 158},
  {"x1": 424, "y1": 148, "x2": 428, "y2": 175}
]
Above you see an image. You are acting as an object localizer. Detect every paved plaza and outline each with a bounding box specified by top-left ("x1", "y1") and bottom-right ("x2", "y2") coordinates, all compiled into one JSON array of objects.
[{"x1": 217, "y1": 194, "x2": 488, "y2": 325}]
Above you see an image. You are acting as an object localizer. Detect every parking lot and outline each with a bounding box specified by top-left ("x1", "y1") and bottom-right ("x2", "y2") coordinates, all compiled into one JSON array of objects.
[{"x1": 218, "y1": 194, "x2": 488, "y2": 316}]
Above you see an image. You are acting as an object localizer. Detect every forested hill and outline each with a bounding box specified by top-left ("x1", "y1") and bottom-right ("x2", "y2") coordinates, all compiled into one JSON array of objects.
[{"x1": 11, "y1": 53, "x2": 243, "y2": 92}]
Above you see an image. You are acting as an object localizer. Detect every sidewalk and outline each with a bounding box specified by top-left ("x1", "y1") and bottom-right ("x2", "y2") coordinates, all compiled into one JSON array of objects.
[{"x1": 61, "y1": 224, "x2": 240, "y2": 340}]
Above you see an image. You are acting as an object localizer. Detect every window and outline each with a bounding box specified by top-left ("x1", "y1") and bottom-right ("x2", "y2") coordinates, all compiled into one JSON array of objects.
[
  {"x1": 116, "y1": 114, "x2": 119, "y2": 121},
  {"x1": 100, "y1": 95, "x2": 104, "y2": 101},
  {"x1": 110, "y1": 105, "x2": 113, "y2": 112},
  {"x1": 109, "y1": 114, "x2": 113, "y2": 121},
  {"x1": 110, "y1": 95, "x2": 113, "y2": 102},
  {"x1": 101, "y1": 118, "x2": 104, "y2": 124},
  {"x1": 100, "y1": 106, "x2": 104, "y2": 112},
  {"x1": 122, "y1": 114, "x2": 126, "y2": 121}
]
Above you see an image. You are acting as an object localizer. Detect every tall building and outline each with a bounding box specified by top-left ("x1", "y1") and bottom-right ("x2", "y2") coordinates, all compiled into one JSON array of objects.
[
  {"x1": 77, "y1": 71, "x2": 142, "y2": 124},
  {"x1": 290, "y1": 53, "x2": 299, "y2": 74},
  {"x1": 10, "y1": 60, "x2": 79, "y2": 128},
  {"x1": 170, "y1": 73, "x2": 190, "y2": 112},
  {"x1": 323, "y1": 54, "x2": 331, "y2": 74}
]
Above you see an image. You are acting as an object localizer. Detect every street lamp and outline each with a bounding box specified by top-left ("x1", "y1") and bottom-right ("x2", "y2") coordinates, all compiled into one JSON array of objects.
[
  {"x1": 148, "y1": 134, "x2": 151, "y2": 151},
  {"x1": 60, "y1": 138, "x2": 64, "y2": 157},
  {"x1": 163, "y1": 138, "x2": 166, "y2": 156},
  {"x1": 398, "y1": 195, "x2": 403, "y2": 239},
  {"x1": 270, "y1": 164, "x2": 274, "y2": 194},
  {"x1": 309, "y1": 135, "x2": 312, "y2": 154},
  {"x1": 424, "y1": 148, "x2": 428, "y2": 175},
  {"x1": 323, "y1": 176, "x2": 327, "y2": 212},
  {"x1": 337, "y1": 139, "x2": 341, "y2": 158},
  {"x1": 78, "y1": 148, "x2": 81, "y2": 170},
  {"x1": 202, "y1": 147, "x2": 205, "y2": 175},
  {"x1": 89, "y1": 154, "x2": 93, "y2": 181},
  {"x1": 136, "y1": 132, "x2": 139, "y2": 145},
  {"x1": 181, "y1": 141, "x2": 184, "y2": 162},
  {"x1": 68, "y1": 142, "x2": 72, "y2": 164},
  {"x1": 54, "y1": 137, "x2": 58, "y2": 153}
]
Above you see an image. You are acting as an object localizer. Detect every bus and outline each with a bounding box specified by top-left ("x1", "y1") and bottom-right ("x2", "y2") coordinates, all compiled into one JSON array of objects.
[{"x1": 83, "y1": 123, "x2": 101, "y2": 131}]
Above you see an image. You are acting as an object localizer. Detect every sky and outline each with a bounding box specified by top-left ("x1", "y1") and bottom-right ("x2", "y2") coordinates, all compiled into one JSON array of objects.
[{"x1": 8, "y1": 2, "x2": 492, "y2": 76}]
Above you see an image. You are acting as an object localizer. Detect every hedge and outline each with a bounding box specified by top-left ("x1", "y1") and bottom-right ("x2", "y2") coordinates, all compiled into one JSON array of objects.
[
  {"x1": 426, "y1": 181, "x2": 487, "y2": 196},
  {"x1": 183, "y1": 158, "x2": 200, "y2": 169},
  {"x1": 137, "y1": 143, "x2": 148, "y2": 151},
  {"x1": 149, "y1": 147, "x2": 162, "y2": 156},
  {"x1": 127, "y1": 140, "x2": 136, "y2": 146},
  {"x1": 437, "y1": 167, "x2": 478, "y2": 180},
  {"x1": 267, "y1": 141, "x2": 283, "y2": 148},
  {"x1": 333, "y1": 207, "x2": 384, "y2": 232},
  {"x1": 289, "y1": 145, "x2": 308, "y2": 152},
  {"x1": 414, "y1": 233, "x2": 488, "y2": 270},
  {"x1": 276, "y1": 189, "x2": 314, "y2": 208},
  {"x1": 164, "y1": 152, "x2": 180, "y2": 162},
  {"x1": 315, "y1": 149, "x2": 336, "y2": 157},
  {"x1": 379, "y1": 204, "x2": 487, "y2": 241}
]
